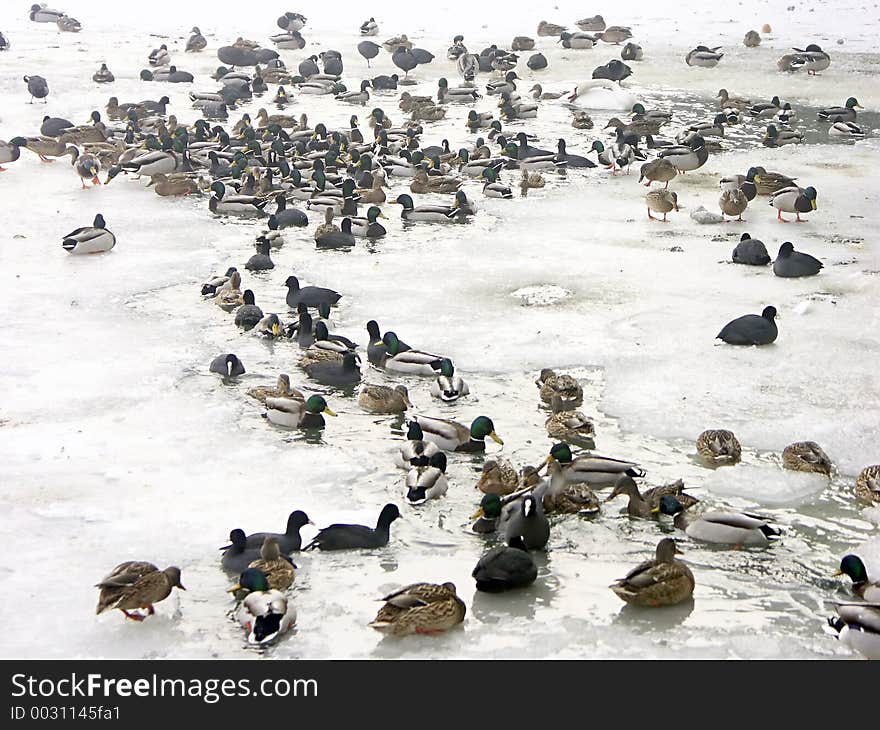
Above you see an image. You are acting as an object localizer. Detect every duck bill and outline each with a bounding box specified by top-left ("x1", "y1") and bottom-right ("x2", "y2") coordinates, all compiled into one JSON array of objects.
[
  {"x1": 810, "y1": 199, "x2": 817, "y2": 210},
  {"x1": 378, "y1": 212, "x2": 388, "y2": 219},
  {"x1": 227, "y1": 583, "x2": 242, "y2": 593},
  {"x1": 323, "y1": 406, "x2": 338, "y2": 417},
  {"x1": 674, "y1": 547, "x2": 684, "y2": 555},
  {"x1": 489, "y1": 431, "x2": 504, "y2": 445},
  {"x1": 177, "y1": 583, "x2": 187, "y2": 591},
  {"x1": 271, "y1": 322, "x2": 281, "y2": 336},
  {"x1": 650, "y1": 507, "x2": 660, "y2": 514},
  {"x1": 470, "y1": 507, "x2": 485, "y2": 519},
  {"x1": 832, "y1": 569, "x2": 844, "y2": 577}
]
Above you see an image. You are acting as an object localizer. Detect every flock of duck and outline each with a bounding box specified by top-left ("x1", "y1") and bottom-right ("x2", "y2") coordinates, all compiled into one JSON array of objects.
[{"x1": 4, "y1": 7, "x2": 879, "y2": 657}]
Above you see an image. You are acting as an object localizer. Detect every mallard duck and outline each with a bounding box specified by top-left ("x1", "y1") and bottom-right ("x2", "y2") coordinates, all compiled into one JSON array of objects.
[
  {"x1": 576, "y1": 15, "x2": 605, "y2": 31},
  {"x1": 478, "y1": 167, "x2": 512, "y2": 198},
  {"x1": 62, "y1": 213, "x2": 115, "y2": 254},
  {"x1": 520, "y1": 170, "x2": 545, "y2": 195},
  {"x1": 29, "y1": 4, "x2": 65, "y2": 23},
  {"x1": 696, "y1": 429, "x2": 741, "y2": 464},
  {"x1": 413, "y1": 415, "x2": 503, "y2": 453},
  {"x1": 531, "y1": 84, "x2": 562, "y2": 100},
  {"x1": 606, "y1": 475, "x2": 698, "y2": 518},
  {"x1": 537, "y1": 20, "x2": 567, "y2": 36},
  {"x1": 395, "y1": 421, "x2": 441, "y2": 469},
  {"x1": 405, "y1": 452, "x2": 449, "y2": 505},
  {"x1": 716, "y1": 88, "x2": 751, "y2": 110},
  {"x1": 768, "y1": 185, "x2": 817, "y2": 222},
  {"x1": 247, "y1": 374, "x2": 304, "y2": 404},
  {"x1": 827, "y1": 603, "x2": 880, "y2": 660},
  {"x1": 68, "y1": 147, "x2": 101, "y2": 189},
  {"x1": 201, "y1": 266, "x2": 237, "y2": 297},
  {"x1": 382, "y1": 34, "x2": 412, "y2": 52},
  {"x1": 782, "y1": 441, "x2": 832, "y2": 475},
  {"x1": 232, "y1": 569, "x2": 297, "y2": 645},
  {"x1": 543, "y1": 442, "x2": 644, "y2": 488},
  {"x1": 541, "y1": 460, "x2": 601, "y2": 515},
  {"x1": 571, "y1": 111, "x2": 594, "y2": 129},
  {"x1": 657, "y1": 135, "x2": 709, "y2": 172},
  {"x1": 536, "y1": 369, "x2": 583, "y2": 408},
  {"x1": 778, "y1": 44, "x2": 831, "y2": 74},
  {"x1": 244, "y1": 537, "x2": 295, "y2": 591},
  {"x1": 11, "y1": 135, "x2": 75, "y2": 162},
  {"x1": 818, "y1": 97, "x2": 862, "y2": 123},
  {"x1": 360, "y1": 17, "x2": 379, "y2": 36},
  {"x1": 304, "y1": 503, "x2": 401, "y2": 550},
  {"x1": 686, "y1": 45, "x2": 723, "y2": 67},
  {"x1": 610, "y1": 538, "x2": 694, "y2": 607},
  {"x1": 410, "y1": 168, "x2": 462, "y2": 195},
  {"x1": 856, "y1": 465, "x2": 880, "y2": 504},
  {"x1": 559, "y1": 31, "x2": 595, "y2": 49},
  {"x1": 750, "y1": 166, "x2": 796, "y2": 195},
  {"x1": 369, "y1": 582, "x2": 466, "y2": 635},
  {"x1": 355, "y1": 169, "x2": 387, "y2": 204},
  {"x1": 471, "y1": 493, "x2": 503, "y2": 533},
  {"x1": 595, "y1": 26, "x2": 632, "y2": 44},
  {"x1": 379, "y1": 332, "x2": 445, "y2": 375},
  {"x1": 147, "y1": 172, "x2": 199, "y2": 196},
  {"x1": 210, "y1": 181, "x2": 269, "y2": 215},
  {"x1": 473, "y1": 537, "x2": 538, "y2": 592},
  {"x1": 686, "y1": 511, "x2": 781, "y2": 547},
  {"x1": 95, "y1": 562, "x2": 185, "y2": 620},
  {"x1": 763, "y1": 124, "x2": 803, "y2": 148},
  {"x1": 829, "y1": 121, "x2": 865, "y2": 138},
  {"x1": 835, "y1": 554, "x2": 880, "y2": 602},
  {"x1": 429, "y1": 358, "x2": 469, "y2": 402},
  {"x1": 114, "y1": 149, "x2": 179, "y2": 178},
  {"x1": 748, "y1": 95, "x2": 783, "y2": 118},
  {"x1": 719, "y1": 188, "x2": 748, "y2": 221},
  {"x1": 149, "y1": 44, "x2": 170, "y2": 67},
  {"x1": 455, "y1": 148, "x2": 504, "y2": 178},
  {"x1": 646, "y1": 189, "x2": 678, "y2": 222},
  {"x1": 265, "y1": 394, "x2": 336, "y2": 429},
  {"x1": 0, "y1": 138, "x2": 23, "y2": 170},
  {"x1": 639, "y1": 158, "x2": 677, "y2": 188},
  {"x1": 359, "y1": 384, "x2": 411, "y2": 414},
  {"x1": 545, "y1": 395, "x2": 595, "y2": 445},
  {"x1": 437, "y1": 78, "x2": 481, "y2": 104},
  {"x1": 215, "y1": 272, "x2": 244, "y2": 310},
  {"x1": 475, "y1": 459, "x2": 519, "y2": 496}
]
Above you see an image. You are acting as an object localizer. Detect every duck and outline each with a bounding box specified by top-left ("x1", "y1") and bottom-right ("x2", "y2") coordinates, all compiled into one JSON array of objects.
[
  {"x1": 303, "y1": 351, "x2": 361, "y2": 388},
  {"x1": 543, "y1": 442, "x2": 644, "y2": 488},
  {"x1": 778, "y1": 44, "x2": 831, "y2": 74},
  {"x1": 231, "y1": 569, "x2": 297, "y2": 645},
  {"x1": 304, "y1": 504, "x2": 401, "y2": 550},
  {"x1": 348, "y1": 206, "x2": 387, "y2": 238},
  {"x1": 657, "y1": 134, "x2": 709, "y2": 172},
  {"x1": 147, "y1": 172, "x2": 199, "y2": 196},
  {"x1": 92, "y1": 63, "x2": 114, "y2": 83},
  {"x1": 751, "y1": 166, "x2": 797, "y2": 195},
  {"x1": 233, "y1": 290, "x2": 264, "y2": 331},
  {"x1": 29, "y1": 4, "x2": 65, "y2": 22},
  {"x1": 437, "y1": 78, "x2": 481, "y2": 104},
  {"x1": 472, "y1": 537, "x2": 538, "y2": 592},
  {"x1": 243, "y1": 537, "x2": 295, "y2": 591},
  {"x1": 610, "y1": 538, "x2": 694, "y2": 607},
  {"x1": 378, "y1": 331, "x2": 445, "y2": 375},
  {"x1": 215, "y1": 272, "x2": 244, "y2": 310},
  {"x1": 774, "y1": 241, "x2": 823, "y2": 278},
  {"x1": 827, "y1": 603, "x2": 880, "y2": 660},
  {"x1": 768, "y1": 185, "x2": 817, "y2": 222},
  {"x1": 265, "y1": 394, "x2": 336, "y2": 429},
  {"x1": 686, "y1": 45, "x2": 723, "y2": 67},
  {"x1": 185, "y1": 27, "x2": 206, "y2": 52},
  {"x1": 411, "y1": 168, "x2": 462, "y2": 194},
  {"x1": 541, "y1": 460, "x2": 601, "y2": 515},
  {"x1": 359, "y1": 384, "x2": 412, "y2": 414},
  {"x1": 471, "y1": 494, "x2": 502, "y2": 534},
  {"x1": 559, "y1": 31, "x2": 595, "y2": 49},
  {"x1": 429, "y1": 358, "x2": 469, "y2": 402},
  {"x1": 719, "y1": 188, "x2": 748, "y2": 221},
  {"x1": 716, "y1": 88, "x2": 751, "y2": 110},
  {"x1": 209, "y1": 353, "x2": 245, "y2": 377},
  {"x1": 405, "y1": 452, "x2": 449, "y2": 505},
  {"x1": 68, "y1": 147, "x2": 101, "y2": 189},
  {"x1": 606, "y1": 475, "x2": 698, "y2": 518},
  {"x1": 576, "y1": 15, "x2": 605, "y2": 31},
  {"x1": 360, "y1": 18, "x2": 379, "y2": 36},
  {"x1": 253, "y1": 313, "x2": 285, "y2": 339},
  {"x1": 149, "y1": 44, "x2": 170, "y2": 67},
  {"x1": 209, "y1": 180, "x2": 268, "y2": 215},
  {"x1": 395, "y1": 420, "x2": 441, "y2": 469},
  {"x1": 836, "y1": 555, "x2": 880, "y2": 602},
  {"x1": 748, "y1": 95, "x2": 783, "y2": 118},
  {"x1": 855, "y1": 465, "x2": 880, "y2": 504},
  {"x1": 412, "y1": 415, "x2": 503, "y2": 453},
  {"x1": 247, "y1": 374, "x2": 303, "y2": 404},
  {"x1": 829, "y1": 121, "x2": 865, "y2": 138},
  {"x1": 475, "y1": 459, "x2": 520, "y2": 497},
  {"x1": 717, "y1": 306, "x2": 778, "y2": 346},
  {"x1": 696, "y1": 429, "x2": 742, "y2": 464},
  {"x1": 337, "y1": 79, "x2": 372, "y2": 105},
  {"x1": 685, "y1": 511, "x2": 781, "y2": 547},
  {"x1": 732, "y1": 233, "x2": 770, "y2": 265},
  {"x1": 478, "y1": 167, "x2": 512, "y2": 198},
  {"x1": 383, "y1": 34, "x2": 412, "y2": 52},
  {"x1": 683, "y1": 113, "x2": 727, "y2": 138},
  {"x1": 455, "y1": 148, "x2": 504, "y2": 178},
  {"x1": 818, "y1": 97, "x2": 862, "y2": 123},
  {"x1": 536, "y1": 369, "x2": 583, "y2": 407},
  {"x1": 571, "y1": 111, "x2": 594, "y2": 129},
  {"x1": 537, "y1": 20, "x2": 567, "y2": 36},
  {"x1": 285, "y1": 275, "x2": 341, "y2": 310},
  {"x1": 646, "y1": 189, "x2": 678, "y2": 222},
  {"x1": 114, "y1": 149, "x2": 179, "y2": 178},
  {"x1": 638, "y1": 158, "x2": 677, "y2": 188},
  {"x1": 520, "y1": 170, "x2": 545, "y2": 195},
  {"x1": 545, "y1": 395, "x2": 595, "y2": 444},
  {"x1": 392, "y1": 193, "x2": 456, "y2": 222},
  {"x1": 95, "y1": 562, "x2": 185, "y2": 620},
  {"x1": 595, "y1": 26, "x2": 633, "y2": 44},
  {"x1": 62, "y1": 213, "x2": 115, "y2": 254},
  {"x1": 763, "y1": 124, "x2": 803, "y2": 148},
  {"x1": 369, "y1": 582, "x2": 466, "y2": 635},
  {"x1": 782, "y1": 441, "x2": 832, "y2": 475},
  {"x1": 744, "y1": 30, "x2": 761, "y2": 47},
  {"x1": 621, "y1": 42, "x2": 644, "y2": 61}
]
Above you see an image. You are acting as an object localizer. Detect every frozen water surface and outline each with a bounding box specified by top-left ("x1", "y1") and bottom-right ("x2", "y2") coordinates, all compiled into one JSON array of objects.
[{"x1": 0, "y1": 0, "x2": 878, "y2": 658}]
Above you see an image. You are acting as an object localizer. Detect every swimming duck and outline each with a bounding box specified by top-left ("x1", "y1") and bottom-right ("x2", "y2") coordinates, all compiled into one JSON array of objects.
[
  {"x1": 210, "y1": 180, "x2": 268, "y2": 215},
  {"x1": 732, "y1": 233, "x2": 770, "y2": 265},
  {"x1": 610, "y1": 538, "x2": 694, "y2": 607},
  {"x1": 696, "y1": 429, "x2": 741, "y2": 465},
  {"x1": 395, "y1": 421, "x2": 441, "y2": 469},
  {"x1": 606, "y1": 475, "x2": 698, "y2": 519},
  {"x1": 379, "y1": 331, "x2": 445, "y2": 375},
  {"x1": 716, "y1": 88, "x2": 751, "y2": 110},
  {"x1": 768, "y1": 185, "x2": 817, "y2": 222},
  {"x1": 536, "y1": 369, "x2": 583, "y2": 407},
  {"x1": 686, "y1": 511, "x2": 781, "y2": 547},
  {"x1": 254, "y1": 312, "x2": 285, "y2": 340},
  {"x1": 530, "y1": 84, "x2": 562, "y2": 100},
  {"x1": 818, "y1": 97, "x2": 862, "y2": 123},
  {"x1": 773, "y1": 242, "x2": 823, "y2": 277},
  {"x1": 215, "y1": 271, "x2": 244, "y2": 310},
  {"x1": 247, "y1": 374, "x2": 303, "y2": 404},
  {"x1": 571, "y1": 111, "x2": 594, "y2": 129},
  {"x1": 646, "y1": 189, "x2": 678, "y2": 222},
  {"x1": 541, "y1": 460, "x2": 601, "y2": 515},
  {"x1": 337, "y1": 80, "x2": 372, "y2": 105},
  {"x1": 62, "y1": 213, "x2": 115, "y2": 254},
  {"x1": 348, "y1": 206, "x2": 387, "y2": 238},
  {"x1": 545, "y1": 395, "x2": 595, "y2": 445},
  {"x1": 686, "y1": 45, "x2": 724, "y2": 67},
  {"x1": 479, "y1": 167, "x2": 512, "y2": 198},
  {"x1": 543, "y1": 442, "x2": 644, "y2": 488},
  {"x1": 437, "y1": 78, "x2": 481, "y2": 104},
  {"x1": 782, "y1": 441, "x2": 832, "y2": 475},
  {"x1": 855, "y1": 465, "x2": 880, "y2": 504},
  {"x1": 405, "y1": 452, "x2": 449, "y2": 505},
  {"x1": 827, "y1": 603, "x2": 880, "y2": 660},
  {"x1": 266, "y1": 394, "x2": 336, "y2": 429},
  {"x1": 778, "y1": 44, "x2": 830, "y2": 74},
  {"x1": 763, "y1": 124, "x2": 803, "y2": 147},
  {"x1": 392, "y1": 193, "x2": 456, "y2": 222},
  {"x1": 429, "y1": 358, "x2": 470, "y2": 402},
  {"x1": 719, "y1": 188, "x2": 748, "y2": 221},
  {"x1": 244, "y1": 537, "x2": 295, "y2": 591},
  {"x1": 369, "y1": 582, "x2": 466, "y2": 636},
  {"x1": 520, "y1": 170, "x2": 545, "y2": 194},
  {"x1": 473, "y1": 536, "x2": 538, "y2": 592},
  {"x1": 716, "y1": 306, "x2": 778, "y2": 346},
  {"x1": 359, "y1": 384, "x2": 411, "y2": 414},
  {"x1": 411, "y1": 168, "x2": 462, "y2": 195},
  {"x1": 305, "y1": 503, "x2": 401, "y2": 550},
  {"x1": 455, "y1": 148, "x2": 503, "y2": 178},
  {"x1": 475, "y1": 459, "x2": 520, "y2": 496},
  {"x1": 413, "y1": 415, "x2": 503, "y2": 453},
  {"x1": 829, "y1": 121, "x2": 865, "y2": 138},
  {"x1": 285, "y1": 276, "x2": 341, "y2": 309},
  {"x1": 748, "y1": 95, "x2": 783, "y2": 118},
  {"x1": 836, "y1": 555, "x2": 880, "y2": 602},
  {"x1": 639, "y1": 158, "x2": 676, "y2": 188},
  {"x1": 231, "y1": 569, "x2": 297, "y2": 645},
  {"x1": 95, "y1": 562, "x2": 185, "y2": 621}
]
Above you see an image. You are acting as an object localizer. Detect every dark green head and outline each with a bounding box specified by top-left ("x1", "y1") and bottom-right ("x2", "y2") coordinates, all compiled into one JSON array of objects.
[
  {"x1": 591, "y1": 141, "x2": 605, "y2": 153},
  {"x1": 804, "y1": 186, "x2": 818, "y2": 205},
  {"x1": 210, "y1": 180, "x2": 226, "y2": 197},
  {"x1": 658, "y1": 495, "x2": 684, "y2": 516},
  {"x1": 366, "y1": 205, "x2": 383, "y2": 222},
  {"x1": 837, "y1": 554, "x2": 868, "y2": 584},
  {"x1": 383, "y1": 331, "x2": 404, "y2": 354},
  {"x1": 233, "y1": 568, "x2": 270, "y2": 593},
  {"x1": 470, "y1": 416, "x2": 502, "y2": 444},
  {"x1": 548, "y1": 442, "x2": 573, "y2": 464},
  {"x1": 845, "y1": 97, "x2": 861, "y2": 109},
  {"x1": 405, "y1": 421, "x2": 424, "y2": 440},
  {"x1": 305, "y1": 394, "x2": 335, "y2": 416},
  {"x1": 438, "y1": 358, "x2": 455, "y2": 377},
  {"x1": 631, "y1": 103, "x2": 646, "y2": 115},
  {"x1": 482, "y1": 167, "x2": 499, "y2": 182},
  {"x1": 429, "y1": 452, "x2": 447, "y2": 472},
  {"x1": 479, "y1": 493, "x2": 502, "y2": 519},
  {"x1": 393, "y1": 194, "x2": 414, "y2": 210}
]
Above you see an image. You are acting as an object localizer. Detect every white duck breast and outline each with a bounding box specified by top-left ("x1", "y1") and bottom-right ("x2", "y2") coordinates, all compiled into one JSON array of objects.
[
  {"x1": 395, "y1": 439, "x2": 440, "y2": 469},
  {"x1": 411, "y1": 415, "x2": 467, "y2": 451},
  {"x1": 829, "y1": 121, "x2": 865, "y2": 137},
  {"x1": 236, "y1": 590, "x2": 297, "y2": 645},
  {"x1": 62, "y1": 220, "x2": 116, "y2": 254},
  {"x1": 685, "y1": 511, "x2": 777, "y2": 547},
  {"x1": 404, "y1": 464, "x2": 448, "y2": 505},
  {"x1": 386, "y1": 349, "x2": 445, "y2": 375},
  {"x1": 829, "y1": 605, "x2": 880, "y2": 660},
  {"x1": 430, "y1": 374, "x2": 470, "y2": 402}
]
